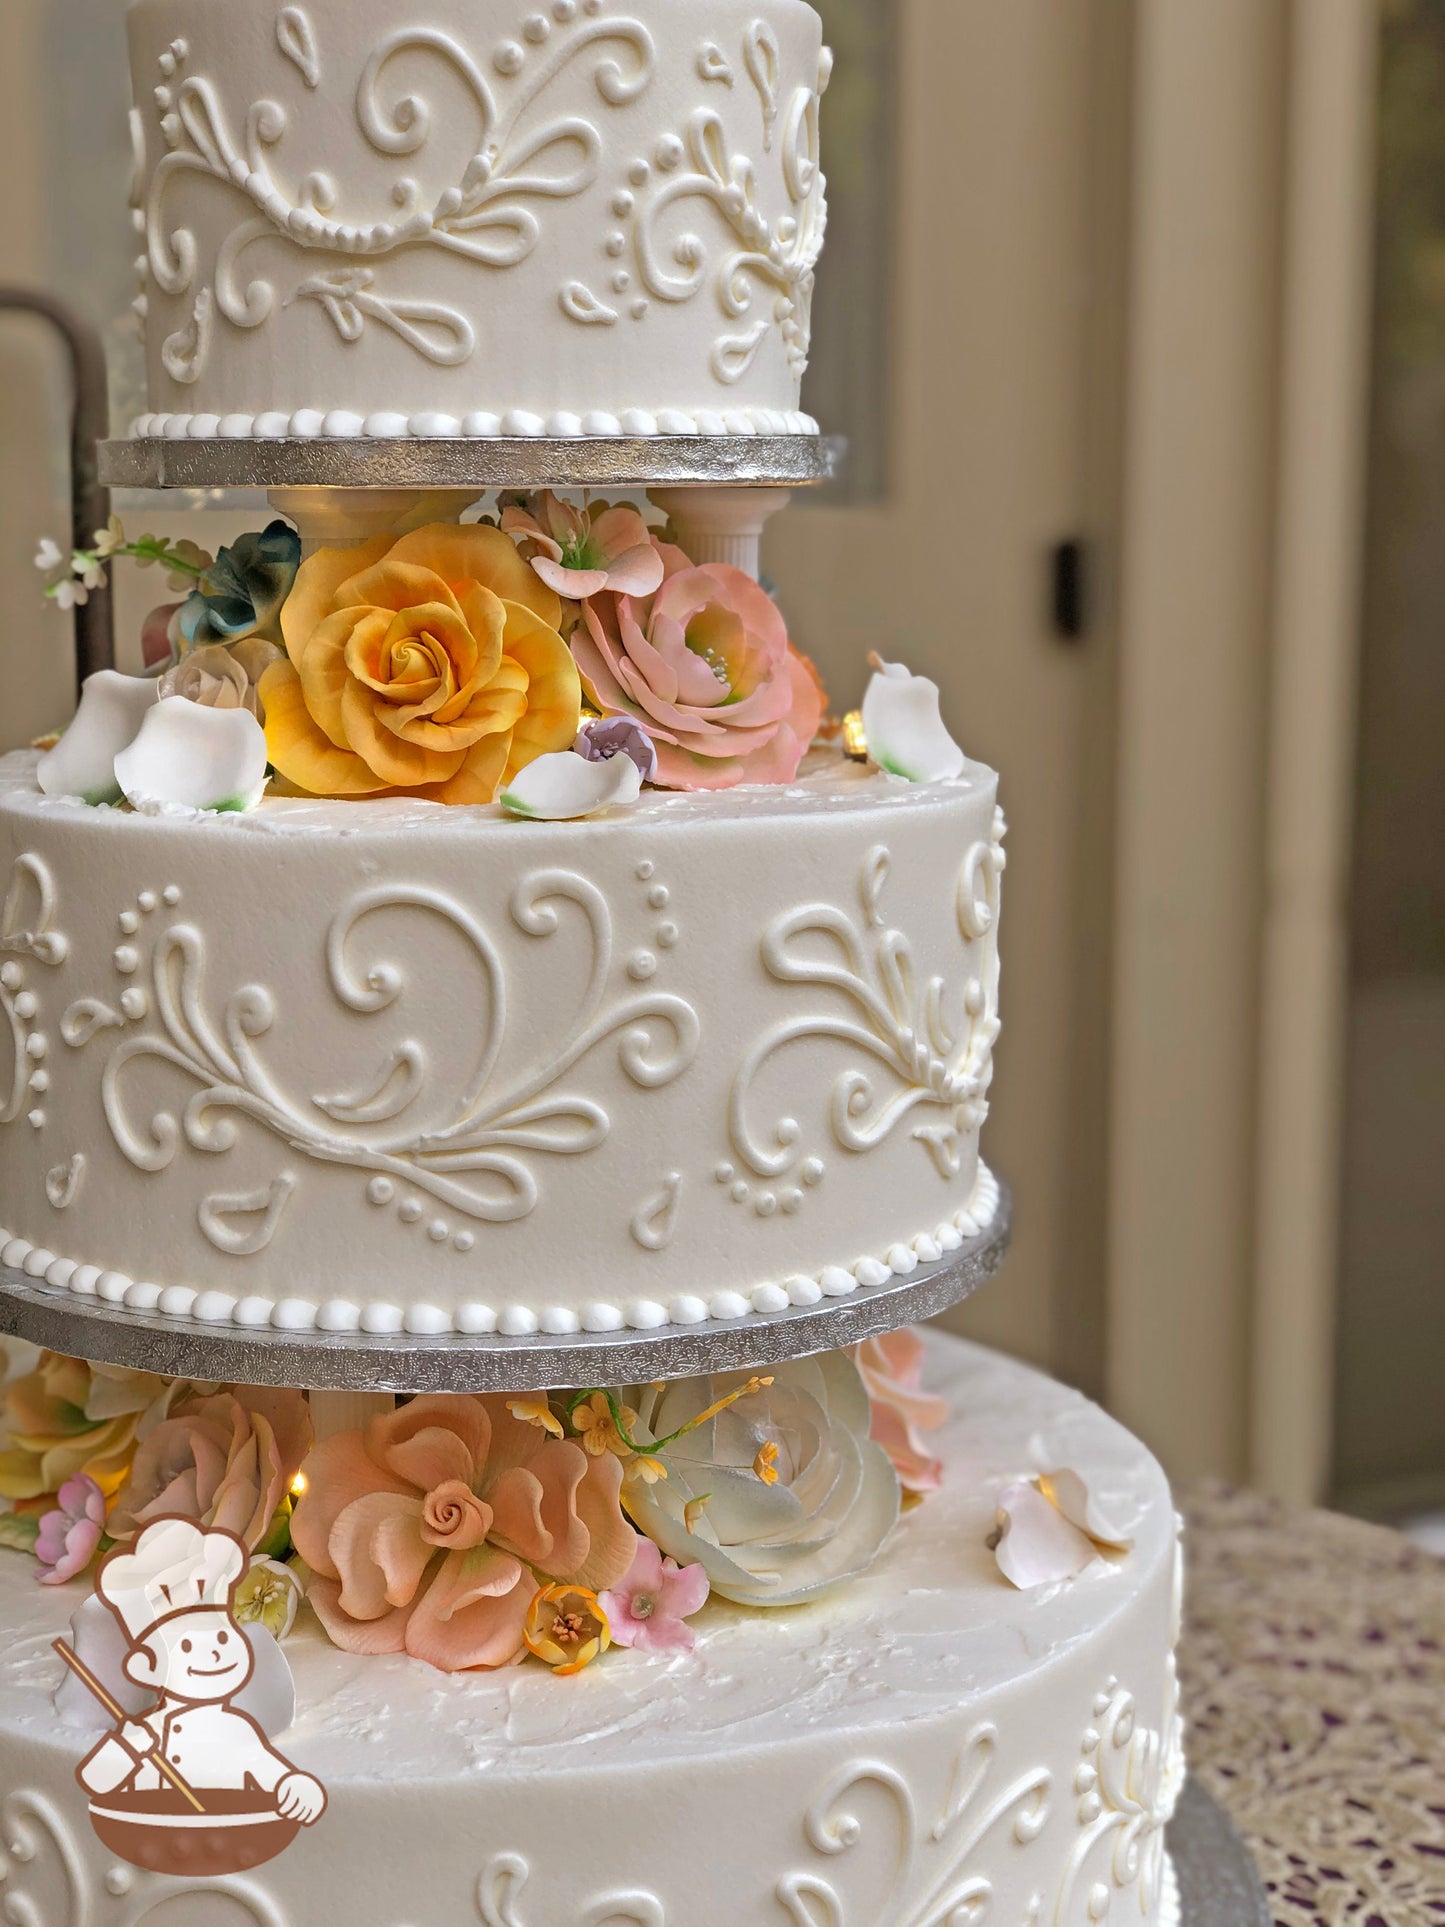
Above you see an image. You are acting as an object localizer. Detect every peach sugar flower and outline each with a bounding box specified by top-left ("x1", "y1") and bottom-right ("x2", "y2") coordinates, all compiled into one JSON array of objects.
[
  {"x1": 573, "y1": 544, "x2": 825, "y2": 792},
  {"x1": 291, "y1": 1395, "x2": 635, "y2": 1674},
  {"x1": 260, "y1": 523, "x2": 581, "y2": 804},
  {"x1": 854, "y1": 1329, "x2": 950, "y2": 1496},
  {"x1": 107, "y1": 1386, "x2": 313, "y2": 1551},
  {"x1": 500, "y1": 492, "x2": 666, "y2": 602}
]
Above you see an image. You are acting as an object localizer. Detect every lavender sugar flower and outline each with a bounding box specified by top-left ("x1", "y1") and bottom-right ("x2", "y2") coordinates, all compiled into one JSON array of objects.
[{"x1": 575, "y1": 715, "x2": 659, "y2": 782}]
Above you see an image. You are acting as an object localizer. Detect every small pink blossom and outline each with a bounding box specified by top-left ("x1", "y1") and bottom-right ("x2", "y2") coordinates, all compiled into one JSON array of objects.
[
  {"x1": 501, "y1": 492, "x2": 666, "y2": 601},
  {"x1": 599, "y1": 1535, "x2": 709, "y2": 1654},
  {"x1": 35, "y1": 1473, "x2": 106, "y2": 1585}
]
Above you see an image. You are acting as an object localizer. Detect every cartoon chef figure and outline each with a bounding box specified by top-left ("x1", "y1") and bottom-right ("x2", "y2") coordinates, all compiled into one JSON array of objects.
[{"x1": 77, "y1": 1516, "x2": 326, "y2": 1826}]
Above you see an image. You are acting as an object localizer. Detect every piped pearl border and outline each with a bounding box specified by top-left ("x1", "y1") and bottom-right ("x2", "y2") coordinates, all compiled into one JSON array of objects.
[
  {"x1": 129, "y1": 406, "x2": 820, "y2": 442},
  {"x1": 0, "y1": 1166, "x2": 1000, "y2": 1343}
]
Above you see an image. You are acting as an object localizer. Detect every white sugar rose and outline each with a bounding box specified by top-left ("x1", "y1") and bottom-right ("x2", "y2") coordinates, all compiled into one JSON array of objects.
[{"x1": 622, "y1": 1353, "x2": 900, "y2": 1607}]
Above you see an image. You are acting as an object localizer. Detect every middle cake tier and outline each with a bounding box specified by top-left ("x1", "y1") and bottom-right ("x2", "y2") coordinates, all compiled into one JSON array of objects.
[{"x1": 0, "y1": 749, "x2": 1004, "y2": 1340}]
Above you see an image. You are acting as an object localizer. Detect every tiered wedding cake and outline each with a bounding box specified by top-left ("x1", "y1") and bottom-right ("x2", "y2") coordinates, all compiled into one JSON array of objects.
[{"x1": 0, "y1": 5, "x2": 1184, "y2": 1923}]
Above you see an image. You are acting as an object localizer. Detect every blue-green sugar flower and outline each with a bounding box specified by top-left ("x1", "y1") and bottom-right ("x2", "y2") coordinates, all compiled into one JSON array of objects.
[{"x1": 176, "y1": 520, "x2": 302, "y2": 651}]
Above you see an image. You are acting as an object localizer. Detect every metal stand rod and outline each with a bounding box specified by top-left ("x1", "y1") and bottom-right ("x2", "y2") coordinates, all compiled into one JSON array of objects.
[{"x1": 0, "y1": 287, "x2": 114, "y2": 684}]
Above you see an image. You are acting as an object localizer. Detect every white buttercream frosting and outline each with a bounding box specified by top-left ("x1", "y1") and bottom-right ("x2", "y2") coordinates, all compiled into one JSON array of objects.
[
  {"x1": 126, "y1": 0, "x2": 831, "y2": 439},
  {"x1": 0, "y1": 1331, "x2": 1184, "y2": 1926},
  {"x1": 0, "y1": 751, "x2": 1004, "y2": 1337}
]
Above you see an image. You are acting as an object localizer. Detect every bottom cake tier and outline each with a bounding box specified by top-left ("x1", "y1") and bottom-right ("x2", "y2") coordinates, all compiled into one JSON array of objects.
[{"x1": 0, "y1": 1331, "x2": 1184, "y2": 1927}]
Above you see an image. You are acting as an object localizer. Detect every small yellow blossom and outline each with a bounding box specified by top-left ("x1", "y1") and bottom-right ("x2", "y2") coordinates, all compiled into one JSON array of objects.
[
  {"x1": 753, "y1": 1441, "x2": 781, "y2": 1487},
  {"x1": 625, "y1": 1454, "x2": 668, "y2": 1486},
  {"x1": 508, "y1": 1396, "x2": 563, "y2": 1440},
  {"x1": 523, "y1": 1584, "x2": 611, "y2": 1676},
  {"x1": 683, "y1": 1495, "x2": 712, "y2": 1535},
  {"x1": 573, "y1": 1394, "x2": 638, "y2": 1460}
]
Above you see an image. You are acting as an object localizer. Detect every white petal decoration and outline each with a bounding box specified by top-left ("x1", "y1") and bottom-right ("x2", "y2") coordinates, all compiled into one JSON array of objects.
[
  {"x1": 56, "y1": 1590, "x2": 296, "y2": 1737},
  {"x1": 499, "y1": 749, "x2": 643, "y2": 821},
  {"x1": 54, "y1": 1593, "x2": 150, "y2": 1731},
  {"x1": 1037, "y1": 1467, "x2": 1137, "y2": 1552},
  {"x1": 860, "y1": 654, "x2": 966, "y2": 784},
  {"x1": 114, "y1": 696, "x2": 269, "y2": 815},
  {"x1": 992, "y1": 1479, "x2": 1099, "y2": 1590},
  {"x1": 36, "y1": 670, "x2": 159, "y2": 805}
]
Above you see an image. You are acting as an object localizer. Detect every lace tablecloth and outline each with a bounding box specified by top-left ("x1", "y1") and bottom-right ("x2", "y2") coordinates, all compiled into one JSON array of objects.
[{"x1": 1179, "y1": 1484, "x2": 1445, "y2": 1927}]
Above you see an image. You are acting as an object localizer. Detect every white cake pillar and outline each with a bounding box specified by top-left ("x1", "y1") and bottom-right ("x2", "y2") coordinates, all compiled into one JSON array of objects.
[
  {"x1": 268, "y1": 489, "x2": 481, "y2": 558},
  {"x1": 647, "y1": 486, "x2": 793, "y2": 582},
  {"x1": 308, "y1": 1390, "x2": 397, "y2": 1441}
]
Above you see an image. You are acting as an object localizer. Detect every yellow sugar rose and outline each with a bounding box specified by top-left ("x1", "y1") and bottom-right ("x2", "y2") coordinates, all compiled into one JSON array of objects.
[
  {"x1": 0, "y1": 1353, "x2": 189, "y2": 1508},
  {"x1": 260, "y1": 523, "x2": 581, "y2": 804}
]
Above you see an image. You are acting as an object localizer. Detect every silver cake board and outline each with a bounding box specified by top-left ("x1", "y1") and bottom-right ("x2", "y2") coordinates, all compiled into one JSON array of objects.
[
  {"x1": 0, "y1": 1187, "x2": 1010, "y2": 1393},
  {"x1": 99, "y1": 433, "x2": 844, "y2": 493},
  {"x1": 1169, "y1": 1779, "x2": 1272, "y2": 1927}
]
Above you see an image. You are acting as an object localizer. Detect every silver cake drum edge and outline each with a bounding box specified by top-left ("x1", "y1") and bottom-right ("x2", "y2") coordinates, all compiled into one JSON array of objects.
[
  {"x1": 99, "y1": 435, "x2": 845, "y2": 492},
  {"x1": 0, "y1": 1187, "x2": 1010, "y2": 1392},
  {"x1": 1168, "y1": 1779, "x2": 1272, "y2": 1927}
]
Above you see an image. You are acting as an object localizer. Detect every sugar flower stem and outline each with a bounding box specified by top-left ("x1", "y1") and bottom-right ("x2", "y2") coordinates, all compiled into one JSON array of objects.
[
  {"x1": 565, "y1": 1377, "x2": 776, "y2": 1457},
  {"x1": 41, "y1": 536, "x2": 209, "y2": 604}
]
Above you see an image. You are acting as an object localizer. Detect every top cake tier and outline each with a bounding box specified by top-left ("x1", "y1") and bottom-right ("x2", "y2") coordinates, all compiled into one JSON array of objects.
[{"x1": 126, "y1": 0, "x2": 829, "y2": 442}]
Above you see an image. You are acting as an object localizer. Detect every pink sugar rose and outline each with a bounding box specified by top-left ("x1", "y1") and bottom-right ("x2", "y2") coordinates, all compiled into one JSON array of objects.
[
  {"x1": 573, "y1": 547, "x2": 825, "y2": 792},
  {"x1": 107, "y1": 1386, "x2": 312, "y2": 1551},
  {"x1": 599, "y1": 1535, "x2": 710, "y2": 1654},
  {"x1": 854, "y1": 1329, "x2": 950, "y2": 1496},
  {"x1": 291, "y1": 1395, "x2": 636, "y2": 1675},
  {"x1": 500, "y1": 492, "x2": 666, "y2": 602},
  {"x1": 34, "y1": 1473, "x2": 106, "y2": 1585}
]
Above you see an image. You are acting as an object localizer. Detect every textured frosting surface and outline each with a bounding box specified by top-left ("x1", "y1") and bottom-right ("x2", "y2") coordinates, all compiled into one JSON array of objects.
[
  {"x1": 0, "y1": 1331, "x2": 1185, "y2": 1926},
  {"x1": 126, "y1": 0, "x2": 829, "y2": 438},
  {"x1": 0, "y1": 751, "x2": 1004, "y2": 1337}
]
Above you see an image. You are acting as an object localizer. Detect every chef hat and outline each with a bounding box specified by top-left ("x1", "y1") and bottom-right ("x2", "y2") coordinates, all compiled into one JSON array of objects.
[{"x1": 96, "y1": 1517, "x2": 247, "y2": 1646}]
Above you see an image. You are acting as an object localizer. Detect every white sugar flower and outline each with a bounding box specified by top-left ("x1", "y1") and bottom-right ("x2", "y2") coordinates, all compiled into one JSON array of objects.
[
  {"x1": 55, "y1": 1590, "x2": 295, "y2": 1738},
  {"x1": 92, "y1": 516, "x2": 126, "y2": 559},
  {"x1": 621, "y1": 1353, "x2": 900, "y2": 1607},
  {"x1": 72, "y1": 555, "x2": 106, "y2": 592},
  {"x1": 51, "y1": 578, "x2": 90, "y2": 611},
  {"x1": 34, "y1": 537, "x2": 64, "y2": 574},
  {"x1": 234, "y1": 1556, "x2": 304, "y2": 1641}
]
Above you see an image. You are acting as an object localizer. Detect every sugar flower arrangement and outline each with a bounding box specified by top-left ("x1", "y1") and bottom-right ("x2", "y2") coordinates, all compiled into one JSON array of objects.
[
  {"x1": 1, "y1": 1332, "x2": 948, "y2": 1679},
  {"x1": 32, "y1": 493, "x2": 964, "y2": 821}
]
